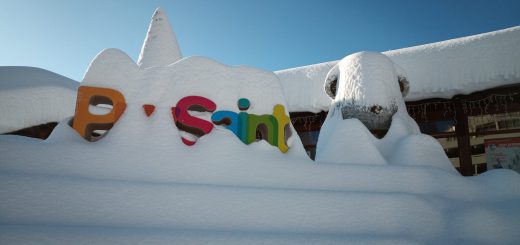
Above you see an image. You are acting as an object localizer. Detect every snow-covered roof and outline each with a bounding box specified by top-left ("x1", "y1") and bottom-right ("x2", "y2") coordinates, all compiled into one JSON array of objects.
[
  {"x1": 276, "y1": 26, "x2": 520, "y2": 113},
  {"x1": 0, "y1": 66, "x2": 78, "y2": 134}
]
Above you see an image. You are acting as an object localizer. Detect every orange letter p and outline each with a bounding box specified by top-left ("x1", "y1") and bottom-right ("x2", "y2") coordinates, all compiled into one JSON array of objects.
[{"x1": 72, "y1": 86, "x2": 126, "y2": 141}]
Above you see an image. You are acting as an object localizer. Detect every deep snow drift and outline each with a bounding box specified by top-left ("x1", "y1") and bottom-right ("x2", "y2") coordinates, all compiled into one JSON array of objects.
[
  {"x1": 1, "y1": 9, "x2": 520, "y2": 245},
  {"x1": 0, "y1": 66, "x2": 78, "y2": 134},
  {"x1": 0, "y1": 50, "x2": 520, "y2": 244},
  {"x1": 316, "y1": 52, "x2": 455, "y2": 174}
]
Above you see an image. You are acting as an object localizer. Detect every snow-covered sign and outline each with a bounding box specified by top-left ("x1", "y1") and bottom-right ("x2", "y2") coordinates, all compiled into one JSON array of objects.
[
  {"x1": 1, "y1": 8, "x2": 520, "y2": 245},
  {"x1": 71, "y1": 49, "x2": 297, "y2": 153},
  {"x1": 67, "y1": 8, "x2": 299, "y2": 154}
]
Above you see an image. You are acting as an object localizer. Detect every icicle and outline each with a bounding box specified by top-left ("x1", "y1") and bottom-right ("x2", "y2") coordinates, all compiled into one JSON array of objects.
[
  {"x1": 422, "y1": 104, "x2": 427, "y2": 121},
  {"x1": 453, "y1": 104, "x2": 458, "y2": 126},
  {"x1": 495, "y1": 95, "x2": 500, "y2": 111}
]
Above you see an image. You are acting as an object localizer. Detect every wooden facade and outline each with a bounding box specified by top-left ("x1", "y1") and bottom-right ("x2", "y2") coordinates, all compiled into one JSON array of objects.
[{"x1": 6, "y1": 122, "x2": 58, "y2": 140}]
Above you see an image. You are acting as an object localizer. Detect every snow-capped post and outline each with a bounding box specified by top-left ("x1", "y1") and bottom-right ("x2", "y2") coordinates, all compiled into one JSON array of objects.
[
  {"x1": 315, "y1": 52, "x2": 457, "y2": 173},
  {"x1": 137, "y1": 8, "x2": 183, "y2": 68},
  {"x1": 323, "y1": 52, "x2": 409, "y2": 131}
]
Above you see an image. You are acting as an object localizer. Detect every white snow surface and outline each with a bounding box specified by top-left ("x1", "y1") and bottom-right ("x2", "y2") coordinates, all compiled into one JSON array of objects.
[
  {"x1": 137, "y1": 8, "x2": 182, "y2": 68},
  {"x1": 0, "y1": 66, "x2": 78, "y2": 134},
  {"x1": 326, "y1": 52, "x2": 407, "y2": 109},
  {"x1": 1, "y1": 120, "x2": 520, "y2": 244},
  {"x1": 1, "y1": 49, "x2": 520, "y2": 244},
  {"x1": 276, "y1": 26, "x2": 520, "y2": 112},
  {"x1": 275, "y1": 61, "x2": 337, "y2": 113}
]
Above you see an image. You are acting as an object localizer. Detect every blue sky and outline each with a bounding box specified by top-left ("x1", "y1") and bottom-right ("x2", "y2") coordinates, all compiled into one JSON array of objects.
[{"x1": 0, "y1": 0, "x2": 519, "y2": 81}]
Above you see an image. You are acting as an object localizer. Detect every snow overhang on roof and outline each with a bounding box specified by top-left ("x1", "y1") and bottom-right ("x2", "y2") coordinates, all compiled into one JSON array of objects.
[
  {"x1": 275, "y1": 26, "x2": 520, "y2": 113},
  {"x1": 0, "y1": 66, "x2": 79, "y2": 134}
]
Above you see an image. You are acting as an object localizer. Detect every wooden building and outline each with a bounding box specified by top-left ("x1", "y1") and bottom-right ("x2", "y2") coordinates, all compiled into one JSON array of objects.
[{"x1": 290, "y1": 84, "x2": 520, "y2": 176}]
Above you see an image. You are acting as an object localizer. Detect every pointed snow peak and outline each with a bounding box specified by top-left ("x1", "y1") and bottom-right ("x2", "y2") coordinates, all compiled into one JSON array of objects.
[{"x1": 137, "y1": 8, "x2": 182, "y2": 68}]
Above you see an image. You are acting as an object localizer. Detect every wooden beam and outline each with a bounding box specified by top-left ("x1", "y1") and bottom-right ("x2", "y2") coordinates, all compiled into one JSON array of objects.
[
  {"x1": 454, "y1": 100, "x2": 473, "y2": 176},
  {"x1": 469, "y1": 128, "x2": 520, "y2": 137}
]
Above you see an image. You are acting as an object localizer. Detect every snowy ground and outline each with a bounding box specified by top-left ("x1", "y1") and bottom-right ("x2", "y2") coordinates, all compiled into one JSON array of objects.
[{"x1": 1, "y1": 128, "x2": 520, "y2": 244}]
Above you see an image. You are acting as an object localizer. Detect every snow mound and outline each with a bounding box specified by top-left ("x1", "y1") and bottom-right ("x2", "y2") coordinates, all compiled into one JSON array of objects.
[
  {"x1": 1, "y1": 10, "x2": 519, "y2": 245},
  {"x1": 316, "y1": 52, "x2": 455, "y2": 174},
  {"x1": 0, "y1": 66, "x2": 78, "y2": 134},
  {"x1": 79, "y1": 48, "x2": 305, "y2": 156},
  {"x1": 0, "y1": 49, "x2": 519, "y2": 243},
  {"x1": 276, "y1": 26, "x2": 520, "y2": 112},
  {"x1": 1, "y1": 131, "x2": 520, "y2": 244}
]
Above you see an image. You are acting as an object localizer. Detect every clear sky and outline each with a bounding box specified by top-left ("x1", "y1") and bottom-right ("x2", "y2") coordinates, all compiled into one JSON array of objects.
[{"x1": 0, "y1": 0, "x2": 519, "y2": 81}]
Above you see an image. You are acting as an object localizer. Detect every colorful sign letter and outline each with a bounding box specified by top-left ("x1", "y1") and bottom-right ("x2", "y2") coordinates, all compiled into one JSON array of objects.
[
  {"x1": 71, "y1": 86, "x2": 292, "y2": 153},
  {"x1": 72, "y1": 86, "x2": 126, "y2": 141},
  {"x1": 172, "y1": 96, "x2": 217, "y2": 146}
]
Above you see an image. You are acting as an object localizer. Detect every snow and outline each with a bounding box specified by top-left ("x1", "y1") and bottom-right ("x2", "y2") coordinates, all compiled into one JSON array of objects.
[
  {"x1": 325, "y1": 52, "x2": 407, "y2": 116},
  {"x1": 80, "y1": 48, "x2": 305, "y2": 154},
  {"x1": 1, "y1": 10, "x2": 520, "y2": 245},
  {"x1": 316, "y1": 52, "x2": 455, "y2": 174},
  {"x1": 275, "y1": 61, "x2": 337, "y2": 113},
  {"x1": 1, "y1": 129, "x2": 520, "y2": 243},
  {"x1": 0, "y1": 225, "x2": 425, "y2": 245},
  {"x1": 387, "y1": 26, "x2": 520, "y2": 101},
  {"x1": 275, "y1": 26, "x2": 520, "y2": 112},
  {"x1": 0, "y1": 66, "x2": 78, "y2": 134},
  {"x1": 137, "y1": 8, "x2": 183, "y2": 68},
  {"x1": 2, "y1": 27, "x2": 518, "y2": 132},
  {"x1": 1, "y1": 52, "x2": 519, "y2": 245}
]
